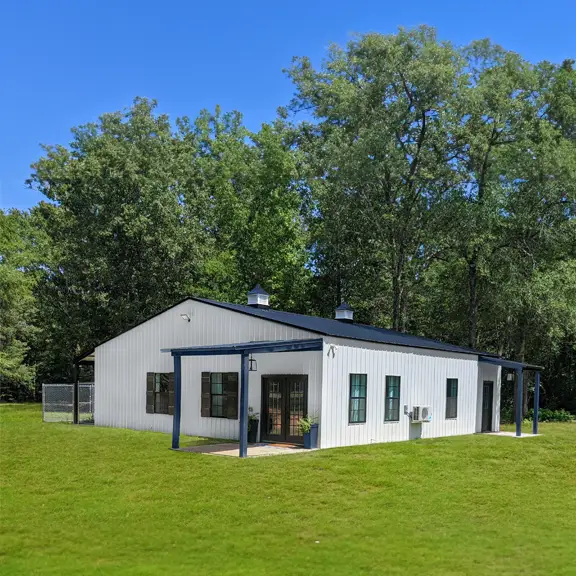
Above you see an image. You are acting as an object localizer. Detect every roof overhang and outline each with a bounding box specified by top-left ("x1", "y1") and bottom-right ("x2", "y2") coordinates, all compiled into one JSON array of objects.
[
  {"x1": 162, "y1": 338, "x2": 324, "y2": 357},
  {"x1": 76, "y1": 350, "x2": 95, "y2": 363},
  {"x1": 479, "y1": 356, "x2": 543, "y2": 371}
]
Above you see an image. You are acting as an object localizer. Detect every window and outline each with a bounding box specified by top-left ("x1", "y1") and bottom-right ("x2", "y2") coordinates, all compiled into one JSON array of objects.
[
  {"x1": 210, "y1": 373, "x2": 225, "y2": 417},
  {"x1": 146, "y1": 373, "x2": 173, "y2": 415},
  {"x1": 349, "y1": 374, "x2": 367, "y2": 423},
  {"x1": 201, "y1": 372, "x2": 238, "y2": 419},
  {"x1": 385, "y1": 376, "x2": 401, "y2": 421},
  {"x1": 446, "y1": 378, "x2": 458, "y2": 418}
]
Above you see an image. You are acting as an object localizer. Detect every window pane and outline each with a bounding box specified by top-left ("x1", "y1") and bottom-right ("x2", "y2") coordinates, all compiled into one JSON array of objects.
[
  {"x1": 211, "y1": 373, "x2": 223, "y2": 385},
  {"x1": 386, "y1": 376, "x2": 400, "y2": 399},
  {"x1": 154, "y1": 373, "x2": 161, "y2": 393},
  {"x1": 211, "y1": 381, "x2": 223, "y2": 395},
  {"x1": 211, "y1": 404, "x2": 223, "y2": 417},
  {"x1": 446, "y1": 397, "x2": 457, "y2": 419},
  {"x1": 211, "y1": 395, "x2": 223, "y2": 417},
  {"x1": 447, "y1": 378, "x2": 458, "y2": 398},
  {"x1": 350, "y1": 374, "x2": 366, "y2": 398},
  {"x1": 155, "y1": 392, "x2": 169, "y2": 414}
]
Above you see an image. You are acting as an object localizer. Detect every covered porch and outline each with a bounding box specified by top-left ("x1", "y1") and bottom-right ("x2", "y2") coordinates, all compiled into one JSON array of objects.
[
  {"x1": 161, "y1": 338, "x2": 324, "y2": 458},
  {"x1": 479, "y1": 355, "x2": 543, "y2": 437}
]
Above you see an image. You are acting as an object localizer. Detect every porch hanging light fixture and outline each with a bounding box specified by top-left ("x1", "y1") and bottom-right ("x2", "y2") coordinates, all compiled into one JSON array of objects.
[{"x1": 249, "y1": 354, "x2": 257, "y2": 372}]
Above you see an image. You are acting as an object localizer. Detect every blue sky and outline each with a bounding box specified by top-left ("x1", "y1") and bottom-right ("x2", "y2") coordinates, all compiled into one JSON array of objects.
[{"x1": 1, "y1": 0, "x2": 574, "y2": 211}]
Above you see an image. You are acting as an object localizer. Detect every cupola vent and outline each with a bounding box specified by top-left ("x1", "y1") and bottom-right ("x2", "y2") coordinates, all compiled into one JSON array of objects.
[
  {"x1": 247, "y1": 284, "x2": 270, "y2": 308},
  {"x1": 335, "y1": 302, "x2": 354, "y2": 322}
]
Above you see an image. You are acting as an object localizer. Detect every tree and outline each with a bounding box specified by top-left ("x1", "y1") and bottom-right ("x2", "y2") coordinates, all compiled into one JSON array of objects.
[
  {"x1": 0, "y1": 211, "x2": 41, "y2": 400},
  {"x1": 288, "y1": 27, "x2": 465, "y2": 329},
  {"x1": 182, "y1": 108, "x2": 311, "y2": 310},
  {"x1": 28, "y1": 98, "x2": 213, "y2": 381}
]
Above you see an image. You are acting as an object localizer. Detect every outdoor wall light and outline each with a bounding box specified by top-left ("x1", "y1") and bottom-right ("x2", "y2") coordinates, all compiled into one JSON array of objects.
[
  {"x1": 180, "y1": 313, "x2": 191, "y2": 322},
  {"x1": 249, "y1": 355, "x2": 257, "y2": 372}
]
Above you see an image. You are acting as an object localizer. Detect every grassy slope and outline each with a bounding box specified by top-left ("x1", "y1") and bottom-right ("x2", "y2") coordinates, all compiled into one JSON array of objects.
[{"x1": 1, "y1": 404, "x2": 575, "y2": 576}]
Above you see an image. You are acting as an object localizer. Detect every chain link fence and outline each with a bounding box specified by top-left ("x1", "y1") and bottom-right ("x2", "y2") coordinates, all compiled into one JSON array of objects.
[
  {"x1": 42, "y1": 383, "x2": 94, "y2": 423},
  {"x1": 78, "y1": 384, "x2": 95, "y2": 423}
]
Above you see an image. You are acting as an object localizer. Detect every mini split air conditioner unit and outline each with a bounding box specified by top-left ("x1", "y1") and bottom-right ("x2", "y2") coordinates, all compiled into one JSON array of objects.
[{"x1": 411, "y1": 406, "x2": 432, "y2": 423}]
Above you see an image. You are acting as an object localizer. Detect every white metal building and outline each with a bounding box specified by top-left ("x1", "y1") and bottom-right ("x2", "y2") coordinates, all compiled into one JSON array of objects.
[{"x1": 77, "y1": 284, "x2": 541, "y2": 457}]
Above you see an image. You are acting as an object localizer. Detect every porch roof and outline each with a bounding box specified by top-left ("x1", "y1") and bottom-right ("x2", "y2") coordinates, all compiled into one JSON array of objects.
[
  {"x1": 479, "y1": 355, "x2": 543, "y2": 371},
  {"x1": 161, "y1": 338, "x2": 324, "y2": 357}
]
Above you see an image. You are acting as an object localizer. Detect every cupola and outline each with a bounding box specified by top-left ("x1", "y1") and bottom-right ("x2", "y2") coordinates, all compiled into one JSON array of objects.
[{"x1": 247, "y1": 284, "x2": 270, "y2": 308}]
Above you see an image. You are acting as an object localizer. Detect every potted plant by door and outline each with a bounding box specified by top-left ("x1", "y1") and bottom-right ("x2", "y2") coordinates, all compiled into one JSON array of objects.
[
  {"x1": 247, "y1": 407, "x2": 259, "y2": 444},
  {"x1": 298, "y1": 415, "x2": 319, "y2": 449}
]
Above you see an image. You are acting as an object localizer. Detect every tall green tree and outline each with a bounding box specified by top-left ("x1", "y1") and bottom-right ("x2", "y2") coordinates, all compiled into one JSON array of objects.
[
  {"x1": 288, "y1": 27, "x2": 465, "y2": 329},
  {"x1": 0, "y1": 211, "x2": 42, "y2": 399},
  {"x1": 181, "y1": 107, "x2": 311, "y2": 310},
  {"x1": 28, "y1": 98, "x2": 213, "y2": 380}
]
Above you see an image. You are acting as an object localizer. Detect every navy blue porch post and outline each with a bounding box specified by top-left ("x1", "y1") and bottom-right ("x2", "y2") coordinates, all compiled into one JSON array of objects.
[
  {"x1": 533, "y1": 371, "x2": 540, "y2": 435},
  {"x1": 515, "y1": 368, "x2": 523, "y2": 437},
  {"x1": 171, "y1": 354, "x2": 182, "y2": 449},
  {"x1": 239, "y1": 352, "x2": 249, "y2": 458}
]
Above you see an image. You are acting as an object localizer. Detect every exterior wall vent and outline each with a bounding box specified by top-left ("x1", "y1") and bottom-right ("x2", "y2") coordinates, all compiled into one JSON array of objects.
[
  {"x1": 335, "y1": 302, "x2": 354, "y2": 322},
  {"x1": 247, "y1": 284, "x2": 270, "y2": 308}
]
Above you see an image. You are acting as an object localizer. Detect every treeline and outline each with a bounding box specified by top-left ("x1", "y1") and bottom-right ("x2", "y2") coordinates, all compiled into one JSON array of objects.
[{"x1": 1, "y1": 28, "x2": 575, "y2": 411}]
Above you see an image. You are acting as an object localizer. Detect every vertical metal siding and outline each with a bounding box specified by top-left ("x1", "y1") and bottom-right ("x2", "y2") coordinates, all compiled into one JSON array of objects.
[
  {"x1": 95, "y1": 299, "x2": 321, "y2": 439},
  {"x1": 320, "y1": 338, "x2": 481, "y2": 449},
  {"x1": 476, "y1": 363, "x2": 501, "y2": 432}
]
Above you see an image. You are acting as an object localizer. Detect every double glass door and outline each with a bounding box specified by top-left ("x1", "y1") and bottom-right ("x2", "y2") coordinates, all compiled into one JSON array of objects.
[{"x1": 261, "y1": 375, "x2": 308, "y2": 444}]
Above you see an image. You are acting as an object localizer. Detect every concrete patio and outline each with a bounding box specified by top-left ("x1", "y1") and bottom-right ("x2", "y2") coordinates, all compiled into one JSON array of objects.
[
  {"x1": 484, "y1": 431, "x2": 541, "y2": 438},
  {"x1": 177, "y1": 442, "x2": 315, "y2": 457}
]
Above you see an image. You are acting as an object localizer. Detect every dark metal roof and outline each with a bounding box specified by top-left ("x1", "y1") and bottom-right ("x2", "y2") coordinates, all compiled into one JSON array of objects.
[
  {"x1": 336, "y1": 302, "x2": 353, "y2": 310},
  {"x1": 193, "y1": 298, "x2": 499, "y2": 358},
  {"x1": 247, "y1": 284, "x2": 269, "y2": 296},
  {"x1": 85, "y1": 295, "x2": 531, "y2": 363}
]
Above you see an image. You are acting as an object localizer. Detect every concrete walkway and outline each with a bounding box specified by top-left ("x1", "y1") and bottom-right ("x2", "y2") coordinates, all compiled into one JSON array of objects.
[
  {"x1": 484, "y1": 431, "x2": 541, "y2": 438},
  {"x1": 178, "y1": 442, "x2": 315, "y2": 457}
]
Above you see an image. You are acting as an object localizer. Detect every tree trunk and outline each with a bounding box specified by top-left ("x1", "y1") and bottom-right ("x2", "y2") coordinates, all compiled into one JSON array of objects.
[
  {"x1": 517, "y1": 326, "x2": 528, "y2": 418},
  {"x1": 468, "y1": 253, "x2": 478, "y2": 349},
  {"x1": 392, "y1": 245, "x2": 405, "y2": 332},
  {"x1": 400, "y1": 288, "x2": 408, "y2": 333}
]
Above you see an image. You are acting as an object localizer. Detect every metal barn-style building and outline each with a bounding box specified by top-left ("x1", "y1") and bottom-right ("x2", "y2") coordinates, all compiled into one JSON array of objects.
[{"x1": 79, "y1": 286, "x2": 542, "y2": 457}]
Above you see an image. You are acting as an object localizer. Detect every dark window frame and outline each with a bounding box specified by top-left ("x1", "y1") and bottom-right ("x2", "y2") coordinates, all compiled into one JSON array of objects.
[
  {"x1": 349, "y1": 374, "x2": 367, "y2": 424},
  {"x1": 201, "y1": 372, "x2": 239, "y2": 420},
  {"x1": 446, "y1": 378, "x2": 458, "y2": 419},
  {"x1": 385, "y1": 375, "x2": 401, "y2": 422},
  {"x1": 147, "y1": 372, "x2": 172, "y2": 415}
]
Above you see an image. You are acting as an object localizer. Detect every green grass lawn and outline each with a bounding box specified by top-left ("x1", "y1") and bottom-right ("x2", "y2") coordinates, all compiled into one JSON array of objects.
[{"x1": 1, "y1": 405, "x2": 575, "y2": 575}]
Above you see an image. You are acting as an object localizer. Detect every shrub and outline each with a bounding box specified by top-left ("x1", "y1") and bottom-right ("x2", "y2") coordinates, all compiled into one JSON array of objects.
[
  {"x1": 501, "y1": 408, "x2": 514, "y2": 424},
  {"x1": 525, "y1": 408, "x2": 573, "y2": 422}
]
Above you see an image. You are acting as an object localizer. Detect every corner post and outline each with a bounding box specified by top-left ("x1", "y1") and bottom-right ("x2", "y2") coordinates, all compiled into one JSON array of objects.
[
  {"x1": 172, "y1": 354, "x2": 182, "y2": 450},
  {"x1": 239, "y1": 352, "x2": 249, "y2": 458},
  {"x1": 73, "y1": 362, "x2": 79, "y2": 425},
  {"x1": 533, "y1": 371, "x2": 540, "y2": 435},
  {"x1": 515, "y1": 367, "x2": 523, "y2": 437}
]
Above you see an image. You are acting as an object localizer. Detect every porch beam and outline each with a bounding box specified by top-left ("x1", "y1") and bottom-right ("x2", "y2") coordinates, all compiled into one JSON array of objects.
[
  {"x1": 239, "y1": 352, "x2": 249, "y2": 458},
  {"x1": 171, "y1": 354, "x2": 182, "y2": 449},
  {"x1": 162, "y1": 338, "x2": 324, "y2": 357},
  {"x1": 533, "y1": 371, "x2": 540, "y2": 435},
  {"x1": 515, "y1": 367, "x2": 523, "y2": 437}
]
